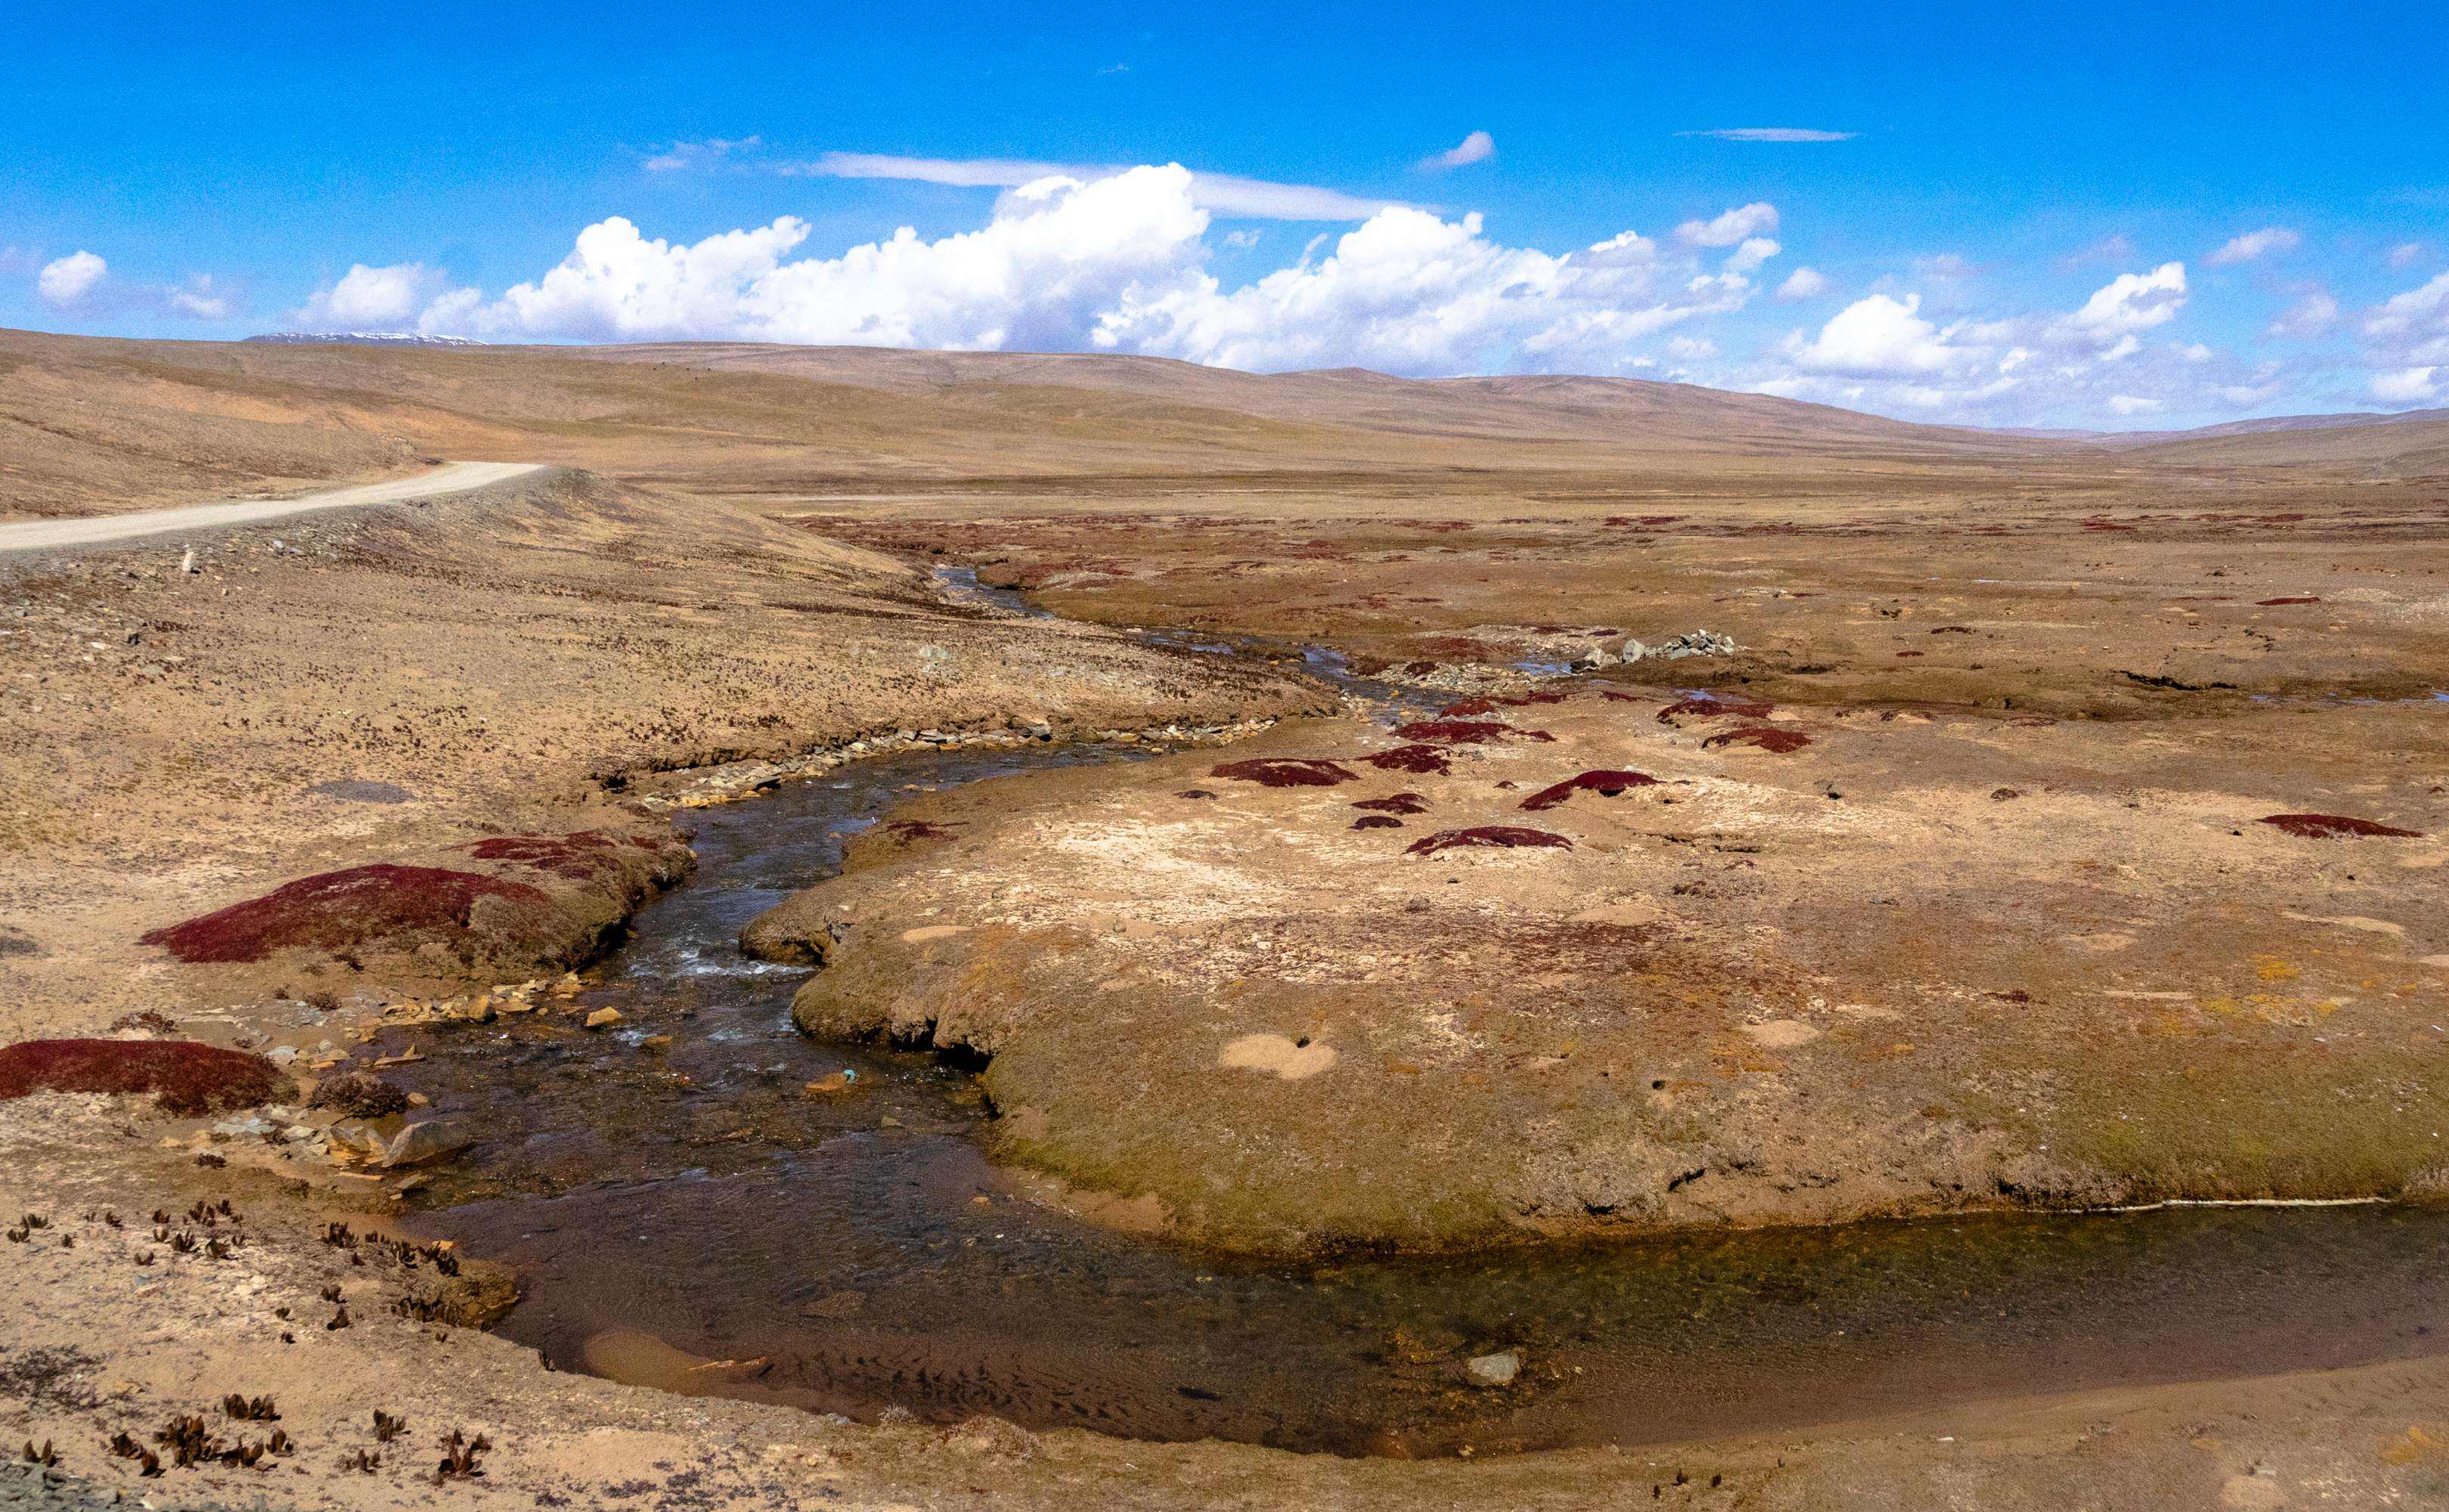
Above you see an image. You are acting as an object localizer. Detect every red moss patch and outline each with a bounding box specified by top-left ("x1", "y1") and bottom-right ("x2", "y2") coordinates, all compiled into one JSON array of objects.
[
  {"x1": 140, "y1": 865, "x2": 551, "y2": 965},
  {"x1": 1437, "y1": 691, "x2": 1568, "y2": 717},
  {"x1": 1350, "y1": 815, "x2": 1406, "y2": 831},
  {"x1": 2255, "y1": 596, "x2": 2323, "y2": 606},
  {"x1": 1405, "y1": 826, "x2": 1574, "y2": 857},
  {"x1": 1209, "y1": 758, "x2": 1359, "y2": 788},
  {"x1": 2258, "y1": 813, "x2": 2423, "y2": 839},
  {"x1": 1657, "y1": 693, "x2": 1773, "y2": 724},
  {"x1": 463, "y1": 831, "x2": 628, "y2": 879},
  {"x1": 1359, "y1": 745, "x2": 1453, "y2": 775},
  {"x1": 1353, "y1": 793, "x2": 1430, "y2": 814},
  {"x1": 1392, "y1": 719, "x2": 1556, "y2": 744},
  {"x1": 0, "y1": 1040, "x2": 290, "y2": 1117},
  {"x1": 1521, "y1": 770, "x2": 1660, "y2": 811},
  {"x1": 1703, "y1": 727, "x2": 1812, "y2": 754}
]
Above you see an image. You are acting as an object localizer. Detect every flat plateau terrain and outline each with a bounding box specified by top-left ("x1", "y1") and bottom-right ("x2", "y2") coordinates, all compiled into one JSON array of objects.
[{"x1": 2, "y1": 327, "x2": 2446, "y2": 1508}]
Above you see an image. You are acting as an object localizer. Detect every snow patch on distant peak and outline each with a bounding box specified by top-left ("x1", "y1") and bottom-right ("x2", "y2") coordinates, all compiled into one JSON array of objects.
[{"x1": 243, "y1": 331, "x2": 488, "y2": 348}]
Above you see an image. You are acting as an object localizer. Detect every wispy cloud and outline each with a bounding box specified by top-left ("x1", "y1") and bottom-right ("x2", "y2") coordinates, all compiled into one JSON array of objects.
[
  {"x1": 1679, "y1": 127, "x2": 1855, "y2": 143},
  {"x1": 642, "y1": 136, "x2": 761, "y2": 173},
  {"x1": 1674, "y1": 203, "x2": 1779, "y2": 247},
  {"x1": 2266, "y1": 284, "x2": 2339, "y2": 339},
  {"x1": 2206, "y1": 226, "x2": 2301, "y2": 266},
  {"x1": 2388, "y1": 240, "x2": 2427, "y2": 268},
  {"x1": 781, "y1": 150, "x2": 1409, "y2": 220},
  {"x1": 1418, "y1": 130, "x2": 1495, "y2": 172},
  {"x1": 2056, "y1": 234, "x2": 2136, "y2": 272}
]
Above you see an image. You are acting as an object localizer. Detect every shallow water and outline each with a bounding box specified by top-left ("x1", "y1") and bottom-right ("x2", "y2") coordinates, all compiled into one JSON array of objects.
[{"x1": 380, "y1": 587, "x2": 2449, "y2": 1458}]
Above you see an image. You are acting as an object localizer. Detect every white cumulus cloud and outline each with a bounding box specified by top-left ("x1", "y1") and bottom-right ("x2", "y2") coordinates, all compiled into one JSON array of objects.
[
  {"x1": 1773, "y1": 266, "x2": 1829, "y2": 302},
  {"x1": 296, "y1": 263, "x2": 455, "y2": 329},
  {"x1": 36, "y1": 250, "x2": 107, "y2": 307},
  {"x1": 413, "y1": 163, "x2": 1765, "y2": 376},
  {"x1": 1722, "y1": 237, "x2": 1781, "y2": 274},
  {"x1": 1780, "y1": 293, "x2": 1973, "y2": 376},
  {"x1": 2057, "y1": 262, "x2": 2188, "y2": 342},
  {"x1": 1419, "y1": 131, "x2": 1495, "y2": 171},
  {"x1": 1757, "y1": 262, "x2": 2226, "y2": 426},
  {"x1": 1674, "y1": 203, "x2": 1779, "y2": 247},
  {"x1": 2207, "y1": 227, "x2": 2301, "y2": 266},
  {"x1": 2371, "y1": 366, "x2": 2438, "y2": 402},
  {"x1": 31, "y1": 250, "x2": 231, "y2": 320}
]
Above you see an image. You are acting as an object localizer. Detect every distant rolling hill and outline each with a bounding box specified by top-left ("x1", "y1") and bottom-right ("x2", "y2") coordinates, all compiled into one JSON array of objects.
[{"x1": 4, "y1": 327, "x2": 2441, "y2": 519}]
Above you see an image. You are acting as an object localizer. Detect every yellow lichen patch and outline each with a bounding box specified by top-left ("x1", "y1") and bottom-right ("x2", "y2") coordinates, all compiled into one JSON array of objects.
[
  {"x1": 2255, "y1": 956, "x2": 2302, "y2": 982},
  {"x1": 2378, "y1": 1424, "x2": 2446, "y2": 1466}
]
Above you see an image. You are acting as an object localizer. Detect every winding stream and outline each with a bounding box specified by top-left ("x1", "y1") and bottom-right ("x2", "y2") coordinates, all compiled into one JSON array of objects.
[{"x1": 383, "y1": 578, "x2": 2449, "y2": 1458}]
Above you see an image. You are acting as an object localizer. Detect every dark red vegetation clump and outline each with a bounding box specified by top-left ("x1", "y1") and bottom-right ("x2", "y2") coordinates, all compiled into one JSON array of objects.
[
  {"x1": 1520, "y1": 770, "x2": 1660, "y2": 811},
  {"x1": 1405, "y1": 826, "x2": 1574, "y2": 857},
  {"x1": 140, "y1": 866, "x2": 551, "y2": 964},
  {"x1": 462, "y1": 831, "x2": 645, "y2": 879},
  {"x1": 1351, "y1": 815, "x2": 1406, "y2": 830},
  {"x1": 883, "y1": 820, "x2": 959, "y2": 842},
  {"x1": 1353, "y1": 793, "x2": 1430, "y2": 814},
  {"x1": 1176, "y1": 789, "x2": 1218, "y2": 801},
  {"x1": 1392, "y1": 719, "x2": 1556, "y2": 744},
  {"x1": 1359, "y1": 744, "x2": 1452, "y2": 775},
  {"x1": 1930, "y1": 625, "x2": 1975, "y2": 634},
  {"x1": 2255, "y1": 596, "x2": 2323, "y2": 606},
  {"x1": 2258, "y1": 813, "x2": 2424, "y2": 839},
  {"x1": 1657, "y1": 693, "x2": 1773, "y2": 724},
  {"x1": 1209, "y1": 758, "x2": 1359, "y2": 788},
  {"x1": 1703, "y1": 727, "x2": 1812, "y2": 754},
  {"x1": 0, "y1": 1040, "x2": 290, "y2": 1117},
  {"x1": 1437, "y1": 691, "x2": 1568, "y2": 717}
]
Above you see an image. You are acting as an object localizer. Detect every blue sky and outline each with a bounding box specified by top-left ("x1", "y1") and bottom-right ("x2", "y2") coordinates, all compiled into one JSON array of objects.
[{"x1": 7, "y1": 1, "x2": 2447, "y2": 428}]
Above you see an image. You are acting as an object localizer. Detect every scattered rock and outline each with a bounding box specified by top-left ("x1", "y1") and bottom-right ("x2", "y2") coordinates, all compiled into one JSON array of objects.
[
  {"x1": 1465, "y1": 1351, "x2": 1521, "y2": 1387},
  {"x1": 583, "y1": 1008, "x2": 625, "y2": 1030}
]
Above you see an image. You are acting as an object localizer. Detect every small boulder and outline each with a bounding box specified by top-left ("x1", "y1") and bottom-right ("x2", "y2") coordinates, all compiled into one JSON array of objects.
[
  {"x1": 308, "y1": 1070, "x2": 410, "y2": 1120},
  {"x1": 1465, "y1": 1351, "x2": 1521, "y2": 1387},
  {"x1": 583, "y1": 1007, "x2": 625, "y2": 1030},
  {"x1": 380, "y1": 1120, "x2": 472, "y2": 1168}
]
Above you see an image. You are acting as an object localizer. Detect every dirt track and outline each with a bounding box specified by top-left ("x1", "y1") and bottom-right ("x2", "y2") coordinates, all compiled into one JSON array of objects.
[{"x1": 0, "y1": 460, "x2": 541, "y2": 552}]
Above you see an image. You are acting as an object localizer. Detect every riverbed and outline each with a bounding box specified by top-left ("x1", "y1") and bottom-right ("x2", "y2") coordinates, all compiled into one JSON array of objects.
[{"x1": 380, "y1": 584, "x2": 2449, "y2": 1458}]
